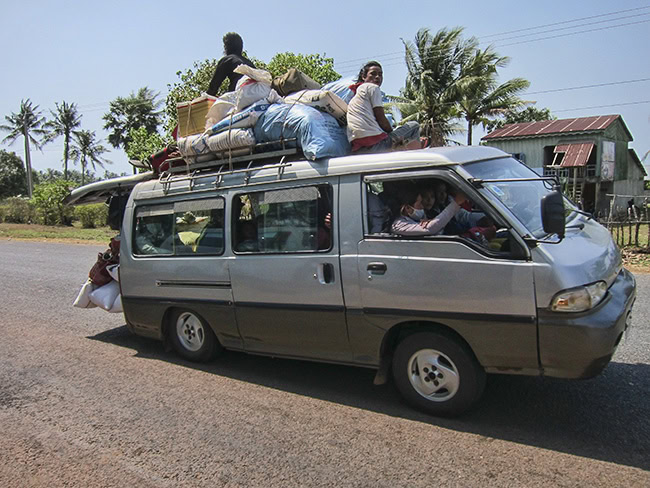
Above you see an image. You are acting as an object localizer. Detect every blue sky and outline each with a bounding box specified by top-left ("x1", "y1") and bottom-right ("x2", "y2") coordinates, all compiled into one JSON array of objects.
[{"x1": 1, "y1": 0, "x2": 649, "y2": 176}]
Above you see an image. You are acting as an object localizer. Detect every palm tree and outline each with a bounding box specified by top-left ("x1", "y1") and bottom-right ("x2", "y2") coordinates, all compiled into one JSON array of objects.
[
  {"x1": 44, "y1": 101, "x2": 82, "y2": 180},
  {"x1": 0, "y1": 99, "x2": 47, "y2": 197},
  {"x1": 399, "y1": 27, "x2": 480, "y2": 146},
  {"x1": 399, "y1": 27, "x2": 531, "y2": 147},
  {"x1": 456, "y1": 46, "x2": 529, "y2": 145},
  {"x1": 103, "y1": 87, "x2": 163, "y2": 151},
  {"x1": 69, "y1": 130, "x2": 111, "y2": 186}
]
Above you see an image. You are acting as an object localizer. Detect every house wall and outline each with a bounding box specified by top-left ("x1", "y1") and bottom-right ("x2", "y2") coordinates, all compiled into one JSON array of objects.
[
  {"x1": 602, "y1": 123, "x2": 632, "y2": 181},
  {"x1": 612, "y1": 152, "x2": 645, "y2": 197}
]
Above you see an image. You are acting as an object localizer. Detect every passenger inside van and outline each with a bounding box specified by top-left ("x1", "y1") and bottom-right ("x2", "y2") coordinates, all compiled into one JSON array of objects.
[
  {"x1": 134, "y1": 215, "x2": 174, "y2": 255},
  {"x1": 235, "y1": 220, "x2": 259, "y2": 252},
  {"x1": 368, "y1": 181, "x2": 402, "y2": 234},
  {"x1": 421, "y1": 181, "x2": 487, "y2": 235},
  {"x1": 390, "y1": 184, "x2": 467, "y2": 236}
]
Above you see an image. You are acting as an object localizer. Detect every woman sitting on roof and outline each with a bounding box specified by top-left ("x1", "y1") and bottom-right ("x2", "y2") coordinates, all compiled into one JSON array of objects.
[{"x1": 347, "y1": 61, "x2": 421, "y2": 153}]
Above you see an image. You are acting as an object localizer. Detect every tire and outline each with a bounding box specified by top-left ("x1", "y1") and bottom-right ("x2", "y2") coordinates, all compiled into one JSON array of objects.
[
  {"x1": 392, "y1": 331, "x2": 486, "y2": 417},
  {"x1": 169, "y1": 309, "x2": 221, "y2": 362}
]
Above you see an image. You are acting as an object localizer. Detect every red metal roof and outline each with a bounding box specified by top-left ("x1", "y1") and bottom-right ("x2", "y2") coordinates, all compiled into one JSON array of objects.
[
  {"x1": 557, "y1": 142, "x2": 594, "y2": 167},
  {"x1": 483, "y1": 115, "x2": 623, "y2": 140}
]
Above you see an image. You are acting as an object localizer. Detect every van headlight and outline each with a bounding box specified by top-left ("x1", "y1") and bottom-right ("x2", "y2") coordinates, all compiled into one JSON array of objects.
[{"x1": 550, "y1": 281, "x2": 608, "y2": 312}]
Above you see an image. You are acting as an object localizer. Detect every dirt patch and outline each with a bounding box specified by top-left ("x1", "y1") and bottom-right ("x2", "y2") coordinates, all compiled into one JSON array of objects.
[{"x1": 622, "y1": 248, "x2": 650, "y2": 274}]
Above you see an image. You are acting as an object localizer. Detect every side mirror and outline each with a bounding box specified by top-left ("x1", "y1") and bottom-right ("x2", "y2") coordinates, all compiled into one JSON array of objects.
[{"x1": 541, "y1": 190, "x2": 565, "y2": 238}]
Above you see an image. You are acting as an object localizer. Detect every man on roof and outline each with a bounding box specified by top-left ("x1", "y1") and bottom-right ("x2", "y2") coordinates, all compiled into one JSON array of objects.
[{"x1": 207, "y1": 32, "x2": 256, "y2": 96}]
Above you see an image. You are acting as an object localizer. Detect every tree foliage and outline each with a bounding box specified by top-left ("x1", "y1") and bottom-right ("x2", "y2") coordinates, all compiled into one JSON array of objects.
[
  {"x1": 31, "y1": 180, "x2": 75, "y2": 225},
  {"x1": 165, "y1": 54, "x2": 263, "y2": 134},
  {"x1": 125, "y1": 126, "x2": 167, "y2": 163},
  {"x1": 165, "y1": 52, "x2": 339, "y2": 133},
  {"x1": 485, "y1": 106, "x2": 556, "y2": 132},
  {"x1": 265, "y1": 52, "x2": 339, "y2": 85},
  {"x1": 398, "y1": 27, "x2": 530, "y2": 146},
  {"x1": 70, "y1": 130, "x2": 111, "y2": 185},
  {"x1": 43, "y1": 101, "x2": 82, "y2": 179},
  {"x1": 0, "y1": 150, "x2": 28, "y2": 199},
  {"x1": 103, "y1": 87, "x2": 163, "y2": 151},
  {"x1": 0, "y1": 99, "x2": 48, "y2": 197}
]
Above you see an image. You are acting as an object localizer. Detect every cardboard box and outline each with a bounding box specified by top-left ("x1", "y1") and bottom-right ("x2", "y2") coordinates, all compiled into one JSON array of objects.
[{"x1": 177, "y1": 95, "x2": 217, "y2": 137}]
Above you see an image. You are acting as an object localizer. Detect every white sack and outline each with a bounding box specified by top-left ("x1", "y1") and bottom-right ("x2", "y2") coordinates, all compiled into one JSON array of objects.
[
  {"x1": 283, "y1": 89, "x2": 348, "y2": 126},
  {"x1": 89, "y1": 280, "x2": 120, "y2": 311},
  {"x1": 205, "y1": 92, "x2": 237, "y2": 129},
  {"x1": 107, "y1": 264, "x2": 119, "y2": 282},
  {"x1": 109, "y1": 294, "x2": 123, "y2": 313},
  {"x1": 177, "y1": 129, "x2": 256, "y2": 157},
  {"x1": 73, "y1": 279, "x2": 97, "y2": 309},
  {"x1": 233, "y1": 65, "x2": 273, "y2": 112}
]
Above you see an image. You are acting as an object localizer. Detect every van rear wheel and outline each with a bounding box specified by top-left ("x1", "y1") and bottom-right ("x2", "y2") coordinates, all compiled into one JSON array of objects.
[
  {"x1": 169, "y1": 309, "x2": 220, "y2": 362},
  {"x1": 392, "y1": 331, "x2": 485, "y2": 416}
]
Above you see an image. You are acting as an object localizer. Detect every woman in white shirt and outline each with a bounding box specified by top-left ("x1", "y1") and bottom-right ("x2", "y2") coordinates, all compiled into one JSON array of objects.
[{"x1": 391, "y1": 185, "x2": 468, "y2": 236}]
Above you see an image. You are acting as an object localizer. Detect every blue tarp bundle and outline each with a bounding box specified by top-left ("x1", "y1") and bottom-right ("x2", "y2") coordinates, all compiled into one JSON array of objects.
[{"x1": 254, "y1": 103, "x2": 350, "y2": 160}]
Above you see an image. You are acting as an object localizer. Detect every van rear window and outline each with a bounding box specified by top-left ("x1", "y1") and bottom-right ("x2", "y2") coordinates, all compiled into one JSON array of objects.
[{"x1": 133, "y1": 198, "x2": 225, "y2": 256}]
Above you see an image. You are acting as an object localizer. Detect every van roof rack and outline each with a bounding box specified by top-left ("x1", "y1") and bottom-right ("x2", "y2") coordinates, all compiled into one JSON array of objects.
[
  {"x1": 163, "y1": 138, "x2": 301, "y2": 177},
  {"x1": 158, "y1": 138, "x2": 303, "y2": 193}
]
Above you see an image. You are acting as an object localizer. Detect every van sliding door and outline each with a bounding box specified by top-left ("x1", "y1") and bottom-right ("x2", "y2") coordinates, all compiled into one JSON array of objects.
[{"x1": 228, "y1": 180, "x2": 351, "y2": 362}]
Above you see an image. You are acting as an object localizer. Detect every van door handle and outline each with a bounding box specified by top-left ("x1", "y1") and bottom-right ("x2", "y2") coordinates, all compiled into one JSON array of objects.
[
  {"x1": 315, "y1": 263, "x2": 335, "y2": 284},
  {"x1": 367, "y1": 262, "x2": 387, "y2": 275}
]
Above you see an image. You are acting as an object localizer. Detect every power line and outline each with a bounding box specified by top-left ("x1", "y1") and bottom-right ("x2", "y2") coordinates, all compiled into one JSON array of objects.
[
  {"x1": 553, "y1": 100, "x2": 650, "y2": 113},
  {"x1": 334, "y1": 6, "x2": 650, "y2": 69},
  {"x1": 497, "y1": 18, "x2": 650, "y2": 48},
  {"x1": 525, "y1": 78, "x2": 650, "y2": 96},
  {"x1": 334, "y1": 17, "x2": 650, "y2": 76},
  {"x1": 478, "y1": 5, "x2": 650, "y2": 39},
  {"x1": 480, "y1": 12, "x2": 650, "y2": 44}
]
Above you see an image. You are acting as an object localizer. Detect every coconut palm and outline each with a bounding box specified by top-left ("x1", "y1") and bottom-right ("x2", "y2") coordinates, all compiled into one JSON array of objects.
[
  {"x1": 43, "y1": 101, "x2": 82, "y2": 180},
  {"x1": 103, "y1": 87, "x2": 163, "y2": 151},
  {"x1": 69, "y1": 130, "x2": 111, "y2": 186},
  {"x1": 458, "y1": 76, "x2": 530, "y2": 145},
  {"x1": 399, "y1": 27, "x2": 480, "y2": 146},
  {"x1": 0, "y1": 99, "x2": 47, "y2": 197},
  {"x1": 399, "y1": 27, "x2": 531, "y2": 147},
  {"x1": 455, "y1": 46, "x2": 529, "y2": 145}
]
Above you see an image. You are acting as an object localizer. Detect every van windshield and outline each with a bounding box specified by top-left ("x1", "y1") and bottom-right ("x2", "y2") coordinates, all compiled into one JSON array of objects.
[{"x1": 464, "y1": 157, "x2": 575, "y2": 237}]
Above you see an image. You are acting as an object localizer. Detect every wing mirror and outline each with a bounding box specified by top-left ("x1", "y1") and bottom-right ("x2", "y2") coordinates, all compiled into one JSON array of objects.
[{"x1": 541, "y1": 190, "x2": 565, "y2": 239}]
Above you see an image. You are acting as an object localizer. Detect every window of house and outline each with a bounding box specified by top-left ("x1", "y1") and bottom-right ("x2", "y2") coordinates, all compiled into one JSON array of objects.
[
  {"x1": 133, "y1": 198, "x2": 225, "y2": 256},
  {"x1": 233, "y1": 185, "x2": 332, "y2": 253}
]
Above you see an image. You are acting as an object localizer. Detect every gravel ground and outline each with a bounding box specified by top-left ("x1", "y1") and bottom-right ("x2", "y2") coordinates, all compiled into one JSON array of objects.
[{"x1": 0, "y1": 240, "x2": 648, "y2": 487}]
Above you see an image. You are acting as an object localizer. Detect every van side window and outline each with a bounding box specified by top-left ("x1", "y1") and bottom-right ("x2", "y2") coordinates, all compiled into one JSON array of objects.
[
  {"x1": 133, "y1": 198, "x2": 225, "y2": 256},
  {"x1": 233, "y1": 185, "x2": 332, "y2": 253},
  {"x1": 365, "y1": 177, "x2": 512, "y2": 252}
]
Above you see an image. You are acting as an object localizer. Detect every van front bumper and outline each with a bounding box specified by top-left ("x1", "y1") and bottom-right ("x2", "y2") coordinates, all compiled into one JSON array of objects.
[{"x1": 537, "y1": 268, "x2": 636, "y2": 379}]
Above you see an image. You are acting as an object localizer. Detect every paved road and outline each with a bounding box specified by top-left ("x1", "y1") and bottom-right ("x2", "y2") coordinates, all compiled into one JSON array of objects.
[{"x1": 0, "y1": 240, "x2": 648, "y2": 487}]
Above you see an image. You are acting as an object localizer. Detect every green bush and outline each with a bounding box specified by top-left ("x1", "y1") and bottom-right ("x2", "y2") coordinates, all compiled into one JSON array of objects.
[
  {"x1": 1, "y1": 197, "x2": 35, "y2": 223},
  {"x1": 32, "y1": 180, "x2": 75, "y2": 226},
  {"x1": 75, "y1": 204, "x2": 108, "y2": 228}
]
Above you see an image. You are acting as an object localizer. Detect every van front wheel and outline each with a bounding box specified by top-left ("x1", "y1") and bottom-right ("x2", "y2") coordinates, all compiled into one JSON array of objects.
[
  {"x1": 392, "y1": 332, "x2": 485, "y2": 416},
  {"x1": 169, "y1": 309, "x2": 220, "y2": 362}
]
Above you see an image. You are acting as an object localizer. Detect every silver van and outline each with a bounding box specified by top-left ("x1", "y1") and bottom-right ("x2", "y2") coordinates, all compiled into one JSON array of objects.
[{"x1": 69, "y1": 146, "x2": 636, "y2": 416}]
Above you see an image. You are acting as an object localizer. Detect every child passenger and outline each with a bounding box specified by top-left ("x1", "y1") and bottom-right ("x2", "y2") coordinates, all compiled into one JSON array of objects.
[{"x1": 347, "y1": 61, "x2": 421, "y2": 153}]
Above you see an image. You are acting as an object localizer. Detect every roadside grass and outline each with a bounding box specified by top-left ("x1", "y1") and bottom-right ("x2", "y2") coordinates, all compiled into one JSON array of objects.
[
  {"x1": 609, "y1": 222, "x2": 650, "y2": 248},
  {"x1": 0, "y1": 222, "x2": 115, "y2": 244}
]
